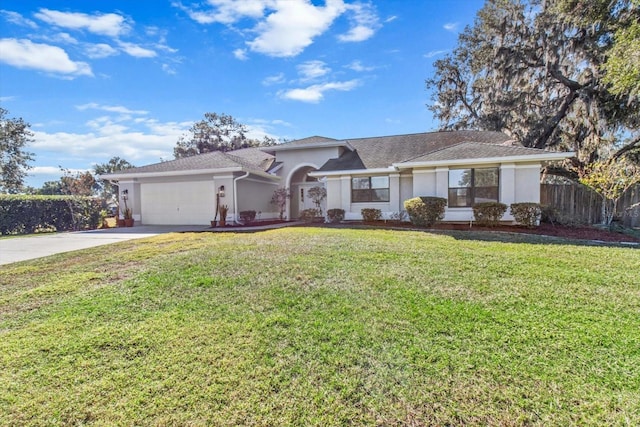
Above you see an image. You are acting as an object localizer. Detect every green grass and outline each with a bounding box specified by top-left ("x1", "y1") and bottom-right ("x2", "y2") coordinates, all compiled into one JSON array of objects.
[{"x1": 1, "y1": 227, "x2": 639, "y2": 425}]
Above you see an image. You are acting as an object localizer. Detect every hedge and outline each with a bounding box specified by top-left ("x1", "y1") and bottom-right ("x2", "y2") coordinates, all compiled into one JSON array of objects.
[
  {"x1": 361, "y1": 208, "x2": 382, "y2": 222},
  {"x1": 472, "y1": 202, "x2": 507, "y2": 227},
  {"x1": 510, "y1": 202, "x2": 542, "y2": 228},
  {"x1": 0, "y1": 195, "x2": 103, "y2": 235},
  {"x1": 326, "y1": 208, "x2": 345, "y2": 223},
  {"x1": 404, "y1": 196, "x2": 446, "y2": 227}
]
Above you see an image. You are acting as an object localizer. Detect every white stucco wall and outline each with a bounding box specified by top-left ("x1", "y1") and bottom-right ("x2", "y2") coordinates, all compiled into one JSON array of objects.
[
  {"x1": 409, "y1": 163, "x2": 542, "y2": 222},
  {"x1": 236, "y1": 178, "x2": 280, "y2": 220},
  {"x1": 275, "y1": 147, "x2": 342, "y2": 184},
  {"x1": 514, "y1": 164, "x2": 541, "y2": 202}
]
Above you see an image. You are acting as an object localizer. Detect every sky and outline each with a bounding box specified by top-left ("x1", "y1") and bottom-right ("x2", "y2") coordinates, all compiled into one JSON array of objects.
[{"x1": 0, "y1": 0, "x2": 486, "y2": 188}]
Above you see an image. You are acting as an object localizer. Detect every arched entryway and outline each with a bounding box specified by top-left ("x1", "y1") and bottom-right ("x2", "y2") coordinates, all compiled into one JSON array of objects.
[{"x1": 287, "y1": 165, "x2": 325, "y2": 219}]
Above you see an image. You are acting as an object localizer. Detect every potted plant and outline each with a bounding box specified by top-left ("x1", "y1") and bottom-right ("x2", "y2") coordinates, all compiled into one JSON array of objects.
[
  {"x1": 218, "y1": 204, "x2": 229, "y2": 226},
  {"x1": 123, "y1": 207, "x2": 134, "y2": 227}
]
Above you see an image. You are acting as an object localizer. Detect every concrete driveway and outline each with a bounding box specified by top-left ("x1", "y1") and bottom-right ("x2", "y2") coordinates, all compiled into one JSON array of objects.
[{"x1": 0, "y1": 225, "x2": 208, "y2": 266}]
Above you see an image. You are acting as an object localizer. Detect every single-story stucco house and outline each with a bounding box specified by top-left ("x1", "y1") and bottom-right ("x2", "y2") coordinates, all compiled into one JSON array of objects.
[{"x1": 100, "y1": 130, "x2": 573, "y2": 225}]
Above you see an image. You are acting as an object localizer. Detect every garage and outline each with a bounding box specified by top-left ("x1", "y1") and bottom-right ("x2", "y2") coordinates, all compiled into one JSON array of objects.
[{"x1": 140, "y1": 180, "x2": 215, "y2": 225}]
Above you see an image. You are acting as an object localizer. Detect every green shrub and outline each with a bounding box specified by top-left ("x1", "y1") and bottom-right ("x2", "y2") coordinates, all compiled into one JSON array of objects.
[
  {"x1": 540, "y1": 205, "x2": 585, "y2": 227},
  {"x1": 239, "y1": 210, "x2": 257, "y2": 223},
  {"x1": 361, "y1": 208, "x2": 382, "y2": 222},
  {"x1": 473, "y1": 202, "x2": 507, "y2": 227},
  {"x1": 326, "y1": 208, "x2": 345, "y2": 223},
  {"x1": 0, "y1": 195, "x2": 102, "y2": 235},
  {"x1": 510, "y1": 203, "x2": 542, "y2": 228},
  {"x1": 300, "y1": 208, "x2": 320, "y2": 222},
  {"x1": 404, "y1": 197, "x2": 446, "y2": 227}
]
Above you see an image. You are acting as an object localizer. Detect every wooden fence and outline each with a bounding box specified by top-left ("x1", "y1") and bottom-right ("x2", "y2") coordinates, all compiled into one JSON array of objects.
[{"x1": 540, "y1": 183, "x2": 640, "y2": 227}]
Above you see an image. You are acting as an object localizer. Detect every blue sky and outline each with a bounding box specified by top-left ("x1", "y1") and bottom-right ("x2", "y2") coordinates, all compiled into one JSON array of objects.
[{"x1": 0, "y1": 0, "x2": 485, "y2": 188}]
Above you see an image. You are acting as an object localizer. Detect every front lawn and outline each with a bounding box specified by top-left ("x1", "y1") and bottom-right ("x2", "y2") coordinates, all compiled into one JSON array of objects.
[{"x1": 1, "y1": 228, "x2": 638, "y2": 425}]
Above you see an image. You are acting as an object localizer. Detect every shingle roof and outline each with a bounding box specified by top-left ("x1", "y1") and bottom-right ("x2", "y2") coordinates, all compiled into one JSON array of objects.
[
  {"x1": 405, "y1": 141, "x2": 547, "y2": 163},
  {"x1": 102, "y1": 130, "x2": 558, "y2": 178},
  {"x1": 102, "y1": 147, "x2": 274, "y2": 177},
  {"x1": 318, "y1": 131, "x2": 514, "y2": 171}
]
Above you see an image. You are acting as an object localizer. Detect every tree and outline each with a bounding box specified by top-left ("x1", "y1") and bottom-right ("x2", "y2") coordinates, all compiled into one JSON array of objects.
[
  {"x1": 307, "y1": 186, "x2": 327, "y2": 216},
  {"x1": 57, "y1": 168, "x2": 98, "y2": 230},
  {"x1": 0, "y1": 107, "x2": 34, "y2": 193},
  {"x1": 270, "y1": 187, "x2": 291, "y2": 220},
  {"x1": 174, "y1": 113, "x2": 284, "y2": 158},
  {"x1": 93, "y1": 156, "x2": 134, "y2": 201},
  {"x1": 425, "y1": 0, "x2": 640, "y2": 176},
  {"x1": 579, "y1": 159, "x2": 640, "y2": 225},
  {"x1": 59, "y1": 168, "x2": 97, "y2": 197},
  {"x1": 554, "y1": 0, "x2": 640, "y2": 99},
  {"x1": 36, "y1": 180, "x2": 65, "y2": 195},
  {"x1": 175, "y1": 113, "x2": 251, "y2": 158}
]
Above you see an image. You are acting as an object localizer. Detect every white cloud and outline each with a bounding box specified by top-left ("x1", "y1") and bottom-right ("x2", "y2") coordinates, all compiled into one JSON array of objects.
[
  {"x1": 0, "y1": 96, "x2": 16, "y2": 102},
  {"x1": 76, "y1": 103, "x2": 149, "y2": 115},
  {"x1": 247, "y1": 0, "x2": 347, "y2": 57},
  {"x1": 34, "y1": 8, "x2": 131, "y2": 37},
  {"x1": 51, "y1": 32, "x2": 79, "y2": 44},
  {"x1": 162, "y1": 63, "x2": 177, "y2": 75},
  {"x1": 262, "y1": 72, "x2": 285, "y2": 86},
  {"x1": 233, "y1": 48, "x2": 248, "y2": 60},
  {"x1": 443, "y1": 22, "x2": 459, "y2": 32},
  {"x1": 30, "y1": 117, "x2": 190, "y2": 163},
  {"x1": 84, "y1": 43, "x2": 119, "y2": 58},
  {"x1": 338, "y1": 2, "x2": 380, "y2": 42},
  {"x1": 279, "y1": 79, "x2": 360, "y2": 103},
  {"x1": 172, "y1": 0, "x2": 269, "y2": 24},
  {"x1": 29, "y1": 166, "x2": 73, "y2": 176},
  {"x1": 175, "y1": 0, "x2": 380, "y2": 58},
  {"x1": 297, "y1": 60, "x2": 330, "y2": 81},
  {"x1": 346, "y1": 60, "x2": 374, "y2": 72},
  {"x1": 384, "y1": 15, "x2": 397, "y2": 23},
  {"x1": 117, "y1": 41, "x2": 157, "y2": 58},
  {"x1": 423, "y1": 49, "x2": 447, "y2": 58},
  {"x1": 243, "y1": 117, "x2": 288, "y2": 141},
  {"x1": 1, "y1": 10, "x2": 38, "y2": 28},
  {"x1": 0, "y1": 38, "x2": 92, "y2": 77}
]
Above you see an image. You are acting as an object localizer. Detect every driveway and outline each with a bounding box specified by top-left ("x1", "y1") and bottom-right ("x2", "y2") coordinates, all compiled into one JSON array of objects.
[{"x1": 0, "y1": 225, "x2": 208, "y2": 266}]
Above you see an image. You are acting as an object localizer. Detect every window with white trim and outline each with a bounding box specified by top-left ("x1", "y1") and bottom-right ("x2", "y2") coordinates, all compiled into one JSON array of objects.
[
  {"x1": 448, "y1": 168, "x2": 499, "y2": 207},
  {"x1": 351, "y1": 176, "x2": 390, "y2": 202}
]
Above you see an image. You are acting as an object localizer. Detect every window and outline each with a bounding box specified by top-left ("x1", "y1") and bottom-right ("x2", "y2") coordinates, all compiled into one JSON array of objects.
[
  {"x1": 448, "y1": 167, "x2": 499, "y2": 207},
  {"x1": 352, "y1": 176, "x2": 390, "y2": 202}
]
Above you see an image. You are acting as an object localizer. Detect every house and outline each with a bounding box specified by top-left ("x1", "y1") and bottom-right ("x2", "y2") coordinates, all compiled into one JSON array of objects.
[{"x1": 100, "y1": 130, "x2": 573, "y2": 225}]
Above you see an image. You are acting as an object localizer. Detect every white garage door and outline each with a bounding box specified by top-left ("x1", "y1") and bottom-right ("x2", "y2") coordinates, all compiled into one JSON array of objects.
[{"x1": 141, "y1": 181, "x2": 215, "y2": 225}]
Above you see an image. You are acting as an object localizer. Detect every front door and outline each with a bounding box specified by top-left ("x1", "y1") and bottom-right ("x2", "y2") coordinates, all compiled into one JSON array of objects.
[{"x1": 297, "y1": 182, "x2": 326, "y2": 216}]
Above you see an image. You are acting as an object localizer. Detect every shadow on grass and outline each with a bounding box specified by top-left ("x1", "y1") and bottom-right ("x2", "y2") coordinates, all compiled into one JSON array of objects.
[{"x1": 311, "y1": 223, "x2": 640, "y2": 248}]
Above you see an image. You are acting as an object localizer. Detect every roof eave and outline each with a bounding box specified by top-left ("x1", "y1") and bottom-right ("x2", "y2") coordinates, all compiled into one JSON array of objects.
[
  {"x1": 309, "y1": 167, "x2": 396, "y2": 177},
  {"x1": 394, "y1": 152, "x2": 575, "y2": 169},
  {"x1": 99, "y1": 166, "x2": 244, "y2": 180}
]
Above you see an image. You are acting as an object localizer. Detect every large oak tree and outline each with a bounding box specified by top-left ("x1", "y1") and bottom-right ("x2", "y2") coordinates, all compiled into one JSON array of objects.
[
  {"x1": 174, "y1": 113, "x2": 252, "y2": 158},
  {"x1": 426, "y1": 0, "x2": 640, "y2": 176}
]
